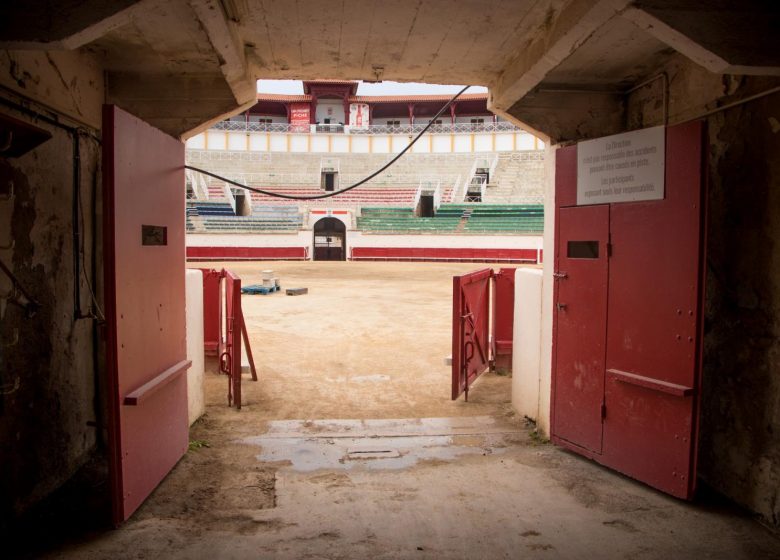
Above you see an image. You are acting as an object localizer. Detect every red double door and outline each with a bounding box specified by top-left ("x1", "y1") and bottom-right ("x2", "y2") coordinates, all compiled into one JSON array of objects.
[{"x1": 553, "y1": 121, "x2": 706, "y2": 499}]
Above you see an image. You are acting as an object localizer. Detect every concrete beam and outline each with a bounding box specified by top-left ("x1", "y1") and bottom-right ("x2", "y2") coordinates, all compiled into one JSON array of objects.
[
  {"x1": 490, "y1": 0, "x2": 630, "y2": 114},
  {"x1": 106, "y1": 72, "x2": 250, "y2": 138},
  {"x1": 503, "y1": 89, "x2": 624, "y2": 145},
  {"x1": 0, "y1": 0, "x2": 149, "y2": 50},
  {"x1": 188, "y1": 0, "x2": 257, "y2": 106},
  {"x1": 622, "y1": 6, "x2": 780, "y2": 76}
]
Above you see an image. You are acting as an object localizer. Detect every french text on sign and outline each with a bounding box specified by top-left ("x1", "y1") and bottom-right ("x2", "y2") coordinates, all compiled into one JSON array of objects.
[{"x1": 576, "y1": 126, "x2": 665, "y2": 205}]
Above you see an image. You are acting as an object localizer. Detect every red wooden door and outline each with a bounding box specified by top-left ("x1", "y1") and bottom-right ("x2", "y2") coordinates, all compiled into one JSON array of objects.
[
  {"x1": 602, "y1": 122, "x2": 705, "y2": 498},
  {"x1": 452, "y1": 268, "x2": 492, "y2": 400},
  {"x1": 103, "y1": 105, "x2": 190, "y2": 525},
  {"x1": 492, "y1": 268, "x2": 516, "y2": 372},
  {"x1": 553, "y1": 205, "x2": 609, "y2": 453},
  {"x1": 552, "y1": 121, "x2": 705, "y2": 499}
]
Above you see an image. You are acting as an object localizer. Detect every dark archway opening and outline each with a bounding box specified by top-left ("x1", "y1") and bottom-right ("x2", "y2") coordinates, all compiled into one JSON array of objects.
[{"x1": 313, "y1": 217, "x2": 346, "y2": 261}]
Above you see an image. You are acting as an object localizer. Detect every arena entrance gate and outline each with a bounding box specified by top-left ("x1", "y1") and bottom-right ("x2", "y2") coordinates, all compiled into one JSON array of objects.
[
  {"x1": 200, "y1": 268, "x2": 258, "y2": 409},
  {"x1": 103, "y1": 105, "x2": 190, "y2": 525},
  {"x1": 313, "y1": 217, "x2": 346, "y2": 261},
  {"x1": 451, "y1": 268, "x2": 516, "y2": 400},
  {"x1": 552, "y1": 121, "x2": 706, "y2": 499}
]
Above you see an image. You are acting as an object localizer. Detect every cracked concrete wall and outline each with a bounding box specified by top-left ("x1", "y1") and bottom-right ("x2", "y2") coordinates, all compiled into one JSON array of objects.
[
  {"x1": 0, "y1": 50, "x2": 104, "y2": 529},
  {"x1": 627, "y1": 54, "x2": 780, "y2": 529}
]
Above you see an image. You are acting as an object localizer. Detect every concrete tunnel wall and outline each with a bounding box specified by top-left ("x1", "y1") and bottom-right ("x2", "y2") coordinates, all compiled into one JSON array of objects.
[{"x1": 0, "y1": 50, "x2": 106, "y2": 530}]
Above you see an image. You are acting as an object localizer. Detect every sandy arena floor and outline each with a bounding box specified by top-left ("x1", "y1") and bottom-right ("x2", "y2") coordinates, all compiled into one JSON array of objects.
[{"x1": 38, "y1": 261, "x2": 780, "y2": 559}]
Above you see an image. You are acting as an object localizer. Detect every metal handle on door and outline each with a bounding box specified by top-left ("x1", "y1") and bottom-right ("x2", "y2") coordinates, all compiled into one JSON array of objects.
[
  {"x1": 553, "y1": 272, "x2": 568, "y2": 279},
  {"x1": 556, "y1": 303, "x2": 567, "y2": 311}
]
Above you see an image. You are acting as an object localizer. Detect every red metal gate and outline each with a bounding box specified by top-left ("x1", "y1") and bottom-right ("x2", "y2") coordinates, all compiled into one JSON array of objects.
[
  {"x1": 491, "y1": 268, "x2": 516, "y2": 372},
  {"x1": 200, "y1": 268, "x2": 257, "y2": 409},
  {"x1": 552, "y1": 121, "x2": 706, "y2": 499},
  {"x1": 201, "y1": 268, "x2": 222, "y2": 356},
  {"x1": 103, "y1": 105, "x2": 190, "y2": 524},
  {"x1": 222, "y1": 270, "x2": 243, "y2": 408},
  {"x1": 452, "y1": 269, "x2": 493, "y2": 400}
]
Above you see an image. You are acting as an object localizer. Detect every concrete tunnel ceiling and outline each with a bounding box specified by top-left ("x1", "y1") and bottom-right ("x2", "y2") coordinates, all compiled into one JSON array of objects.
[{"x1": 1, "y1": 0, "x2": 778, "y2": 140}]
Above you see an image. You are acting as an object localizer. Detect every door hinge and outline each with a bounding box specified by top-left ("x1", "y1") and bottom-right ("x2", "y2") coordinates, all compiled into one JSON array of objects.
[{"x1": 600, "y1": 403, "x2": 607, "y2": 419}]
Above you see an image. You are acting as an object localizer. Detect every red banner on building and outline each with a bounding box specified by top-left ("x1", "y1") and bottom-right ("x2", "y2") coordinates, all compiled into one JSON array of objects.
[{"x1": 290, "y1": 103, "x2": 310, "y2": 131}]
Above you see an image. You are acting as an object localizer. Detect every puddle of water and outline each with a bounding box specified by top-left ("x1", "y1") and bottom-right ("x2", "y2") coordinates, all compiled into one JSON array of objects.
[{"x1": 242, "y1": 418, "x2": 513, "y2": 472}]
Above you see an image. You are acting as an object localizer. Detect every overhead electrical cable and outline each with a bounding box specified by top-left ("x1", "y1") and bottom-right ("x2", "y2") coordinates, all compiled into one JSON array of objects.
[{"x1": 185, "y1": 85, "x2": 470, "y2": 200}]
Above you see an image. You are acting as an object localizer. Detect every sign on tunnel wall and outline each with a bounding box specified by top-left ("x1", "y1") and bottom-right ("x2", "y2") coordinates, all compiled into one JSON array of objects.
[{"x1": 576, "y1": 126, "x2": 665, "y2": 205}]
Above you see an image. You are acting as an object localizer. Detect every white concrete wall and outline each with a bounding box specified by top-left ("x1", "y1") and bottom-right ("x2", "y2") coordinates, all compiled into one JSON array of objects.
[
  {"x1": 185, "y1": 270, "x2": 205, "y2": 426},
  {"x1": 512, "y1": 269, "x2": 543, "y2": 421},
  {"x1": 537, "y1": 144, "x2": 557, "y2": 436},
  {"x1": 474, "y1": 134, "x2": 493, "y2": 152},
  {"x1": 227, "y1": 132, "x2": 246, "y2": 150},
  {"x1": 316, "y1": 99, "x2": 345, "y2": 123},
  {"x1": 187, "y1": 231, "x2": 312, "y2": 248},
  {"x1": 290, "y1": 134, "x2": 308, "y2": 152},
  {"x1": 332, "y1": 135, "x2": 350, "y2": 152},
  {"x1": 185, "y1": 130, "x2": 544, "y2": 154},
  {"x1": 311, "y1": 135, "x2": 329, "y2": 152},
  {"x1": 207, "y1": 130, "x2": 227, "y2": 150},
  {"x1": 453, "y1": 135, "x2": 471, "y2": 152},
  {"x1": 249, "y1": 133, "x2": 268, "y2": 151}
]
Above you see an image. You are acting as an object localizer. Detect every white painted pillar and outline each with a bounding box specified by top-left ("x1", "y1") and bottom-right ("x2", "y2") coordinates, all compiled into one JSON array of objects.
[
  {"x1": 537, "y1": 144, "x2": 557, "y2": 436},
  {"x1": 512, "y1": 268, "x2": 543, "y2": 419},
  {"x1": 185, "y1": 269, "x2": 205, "y2": 426}
]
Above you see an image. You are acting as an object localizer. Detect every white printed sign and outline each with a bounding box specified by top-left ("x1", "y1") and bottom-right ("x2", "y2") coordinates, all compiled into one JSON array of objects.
[{"x1": 577, "y1": 126, "x2": 665, "y2": 205}]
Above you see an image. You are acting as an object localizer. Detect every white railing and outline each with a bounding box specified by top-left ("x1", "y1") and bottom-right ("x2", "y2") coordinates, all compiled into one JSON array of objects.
[
  {"x1": 213, "y1": 121, "x2": 312, "y2": 133},
  {"x1": 185, "y1": 169, "x2": 209, "y2": 200},
  {"x1": 465, "y1": 175, "x2": 487, "y2": 202},
  {"x1": 488, "y1": 153, "x2": 499, "y2": 181},
  {"x1": 210, "y1": 121, "x2": 522, "y2": 135},
  {"x1": 226, "y1": 183, "x2": 237, "y2": 213},
  {"x1": 350, "y1": 121, "x2": 521, "y2": 135}
]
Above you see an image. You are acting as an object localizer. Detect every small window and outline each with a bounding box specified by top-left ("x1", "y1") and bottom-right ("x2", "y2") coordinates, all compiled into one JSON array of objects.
[
  {"x1": 387, "y1": 120, "x2": 401, "y2": 126},
  {"x1": 142, "y1": 225, "x2": 167, "y2": 246},
  {"x1": 257, "y1": 118, "x2": 273, "y2": 124},
  {"x1": 470, "y1": 118, "x2": 485, "y2": 124},
  {"x1": 567, "y1": 241, "x2": 599, "y2": 259}
]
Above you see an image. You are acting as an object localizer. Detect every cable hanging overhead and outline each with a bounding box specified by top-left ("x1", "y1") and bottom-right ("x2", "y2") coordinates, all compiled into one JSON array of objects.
[{"x1": 185, "y1": 85, "x2": 470, "y2": 201}]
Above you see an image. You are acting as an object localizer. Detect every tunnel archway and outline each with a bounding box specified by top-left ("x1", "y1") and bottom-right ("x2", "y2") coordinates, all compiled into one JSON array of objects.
[{"x1": 313, "y1": 217, "x2": 346, "y2": 261}]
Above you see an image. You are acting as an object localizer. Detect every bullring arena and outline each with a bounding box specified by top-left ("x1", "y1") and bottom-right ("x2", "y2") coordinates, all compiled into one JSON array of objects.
[{"x1": 3, "y1": 4, "x2": 780, "y2": 556}]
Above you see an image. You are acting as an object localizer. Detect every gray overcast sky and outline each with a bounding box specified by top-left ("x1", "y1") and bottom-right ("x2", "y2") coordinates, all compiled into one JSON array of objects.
[{"x1": 257, "y1": 80, "x2": 488, "y2": 95}]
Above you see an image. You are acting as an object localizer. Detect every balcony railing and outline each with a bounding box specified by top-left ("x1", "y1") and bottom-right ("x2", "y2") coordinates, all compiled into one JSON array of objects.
[{"x1": 210, "y1": 120, "x2": 522, "y2": 135}]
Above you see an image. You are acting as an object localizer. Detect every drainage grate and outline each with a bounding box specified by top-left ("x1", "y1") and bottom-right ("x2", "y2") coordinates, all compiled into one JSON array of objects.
[{"x1": 345, "y1": 448, "x2": 401, "y2": 460}]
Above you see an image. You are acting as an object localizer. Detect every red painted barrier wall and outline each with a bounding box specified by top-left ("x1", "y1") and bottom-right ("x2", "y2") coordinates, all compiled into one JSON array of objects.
[{"x1": 187, "y1": 246, "x2": 307, "y2": 260}]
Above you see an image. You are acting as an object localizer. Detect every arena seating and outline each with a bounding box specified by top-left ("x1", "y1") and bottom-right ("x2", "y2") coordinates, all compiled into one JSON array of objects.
[
  {"x1": 188, "y1": 200, "x2": 235, "y2": 217},
  {"x1": 356, "y1": 204, "x2": 544, "y2": 234},
  {"x1": 439, "y1": 204, "x2": 544, "y2": 233},
  {"x1": 357, "y1": 207, "x2": 462, "y2": 233}
]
